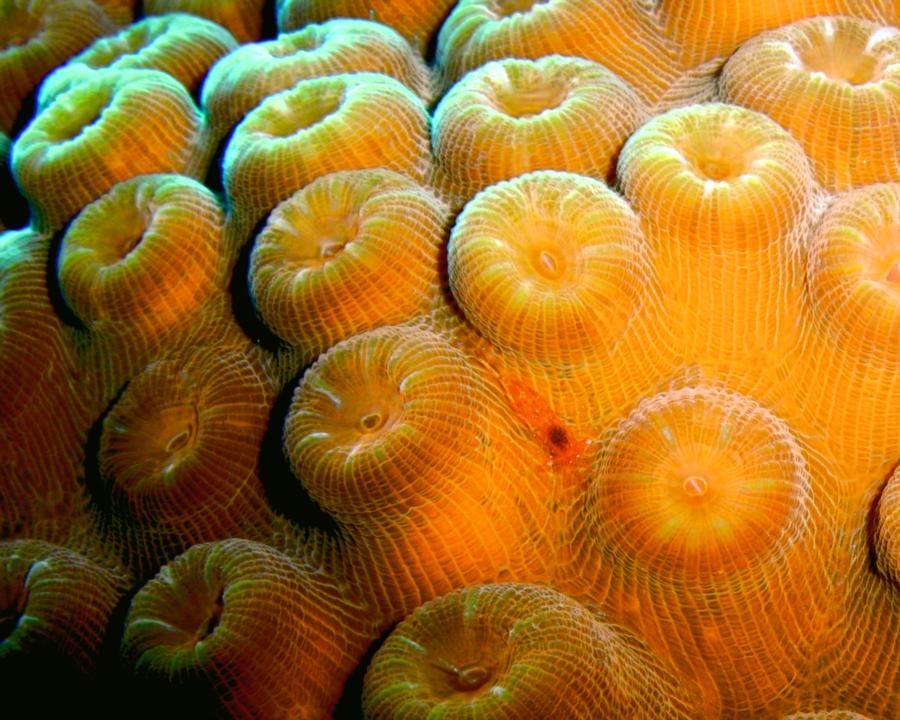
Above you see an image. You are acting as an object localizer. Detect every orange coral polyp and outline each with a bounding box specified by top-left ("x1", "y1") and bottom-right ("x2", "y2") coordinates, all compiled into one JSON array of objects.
[
  {"x1": 432, "y1": 55, "x2": 647, "y2": 201},
  {"x1": 720, "y1": 16, "x2": 900, "y2": 191},
  {"x1": 0, "y1": 0, "x2": 116, "y2": 134},
  {"x1": 619, "y1": 102, "x2": 819, "y2": 251},
  {"x1": 586, "y1": 386, "x2": 812, "y2": 579},
  {"x1": 362, "y1": 583, "x2": 699, "y2": 719},
  {"x1": 57, "y1": 174, "x2": 223, "y2": 340},
  {"x1": 12, "y1": 69, "x2": 209, "y2": 232},
  {"x1": 284, "y1": 327, "x2": 493, "y2": 520},
  {"x1": 569, "y1": 384, "x2": 840, "y2": 714},
  {"x1": 98, "y1": 346, "x2": 273, "y2": 570},
  {"x1": 249, "y1": 169, "x2": 446, "y2": 360},
  {"x1": 122, "y1": 539, "x2": 373, "y2": 719},
  {"x1": 0, "y1": 540, "x2": 128, "y2": 671},
  {"x1": 435, "y1": 0, "x2": 682, "y2": 106},
  {"x1": 448, "y1": 170, "x2": 651, "y2": 363}
]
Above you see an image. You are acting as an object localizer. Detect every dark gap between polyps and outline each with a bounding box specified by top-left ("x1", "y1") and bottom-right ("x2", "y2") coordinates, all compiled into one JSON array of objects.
[
  {"x1": 228, "y1": 214, "x2": 289, "y2": 355},
  {"x1": 333, "y1": 622, "x2": 396, "y2": 720},
  {"x1": 46, "y1": 219, "x2": 88, "y2": 330},
  {"x1": 259, "y1": 371, "x2": 341, "y2": 535}
]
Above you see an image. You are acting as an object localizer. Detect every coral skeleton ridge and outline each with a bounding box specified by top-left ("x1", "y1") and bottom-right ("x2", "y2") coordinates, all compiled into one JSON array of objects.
[{"x1": 1, "y1": 0, "x2": 900, "y2": 718}]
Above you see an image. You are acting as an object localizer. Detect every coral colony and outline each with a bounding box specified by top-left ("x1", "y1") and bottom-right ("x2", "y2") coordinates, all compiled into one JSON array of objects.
[{"x1": 2, "y1": 1, "x2": 900, "y2": 718}]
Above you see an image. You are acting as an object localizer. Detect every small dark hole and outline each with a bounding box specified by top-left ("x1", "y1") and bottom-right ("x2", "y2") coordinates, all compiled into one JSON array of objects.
[{"x1": 547, "y1": 425, "x2": 568, "y2": 448}]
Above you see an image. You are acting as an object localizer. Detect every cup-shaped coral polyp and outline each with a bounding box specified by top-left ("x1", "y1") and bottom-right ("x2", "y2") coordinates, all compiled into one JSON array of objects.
[
  {"x1": 58, "y1": 174, "x2": 224, "y2": 344},
  {"x1": 144, "y1": 0, "x2": 266, "y2": 43},
  {"x1": 432, "y1": 55, "x2": 647, "y2": 203},
  {"x1": 448, "y1": 170, "x2": 651, "y2": 364},
  {"x1": 875, "y1": 466, "x2": 900, "y2": 586},
  {"x1": 362, "y1": 582, "x2": 699, "y2": 720},
  {"x1": 572, "y1": 385, "x2": 834, "y2": 713},
  {"x1": 584, "y1": 385, "x2": 812, "y2": 581},
  {"x1": 122, "y1": 538, "x2": 374, "y2": 719},
  {"x1": 0, "y1": 540, "x2": 128, "y2": 672},
  {"x1": 435, "y1": 0, "x2": 682, "y2": 105},
  {"x1": 12, "y1": 69, "x2": 209, "y2": 232},
  {"x1": 97, "y1": 345, "x2": 274, "y2": 574},
  {"x1": 618, "y1": 102, "x2": 819, "y2": 252},
  {"x1": 806, "y1": 183, "x2": 900, "y2": 363},
  {"x1": 202, "y1": 19, "x2": 431, "y2": 139},
  {"x1": 38, "y1": 13, "x2": 238, "y2": 110},
  {"x1": 720, "y1": 16, "x2": 900, "y2": 192},
  {"x1": 0, "y1": 0, "x2": 116, "y2": 134},
  {"x1": 284, "y1": 326, "x2": 500, "y2": 520},
  {"x1": 278, "y1": 0, "x2": 457, "y2": 55},
  {"x1": 223, "y1": 72, "x2": 431, "y2": 240},
  {"x1": 249, "y1": 169, "x2": 446, "y2": 361}
]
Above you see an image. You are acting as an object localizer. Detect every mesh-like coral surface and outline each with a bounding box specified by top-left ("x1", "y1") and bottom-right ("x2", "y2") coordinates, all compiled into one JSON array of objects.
[{"x1": 2, "y1": 1, "x2": 900, "y2": 718}]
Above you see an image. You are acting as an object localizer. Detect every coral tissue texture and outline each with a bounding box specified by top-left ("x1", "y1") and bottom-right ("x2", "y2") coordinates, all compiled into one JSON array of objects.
[{"x1": 1, "y1": 1, "x2": 900, "y2": 719}]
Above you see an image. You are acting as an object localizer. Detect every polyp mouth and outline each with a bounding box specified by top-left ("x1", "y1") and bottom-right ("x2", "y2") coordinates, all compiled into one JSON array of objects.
[
  {"x1": 495, "y1": 75, "x2": 567, "y2": 119},
  {"x1": 798, "y1": 22, "x2": 884, "y2": 85}
]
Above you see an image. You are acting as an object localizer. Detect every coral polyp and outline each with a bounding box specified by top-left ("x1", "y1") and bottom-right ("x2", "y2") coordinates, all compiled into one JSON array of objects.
[
  {"x1": 122, "y1": 539, "x2": 373, "y2": 718},
  {"x1": 432, "y1": 55, "x2": 646, "y2": 203},
  {"x1": 619, "y1": 102, "x2": 818, "y2": 250},
  {"x1": 791, "y1": 182, "x2": 900, "y2": 480},
  {"x1": 362, "y1": 583, "x2": 700, "y2": 719},
  {"x1": 720, "y1": 16, "x2": 900, "y2": 191},
  {"x1": 435, "y1": 0, "x2": 683, "y2": 105},
  {"x1": 12, "y1": 68, "x2": 209, "y2": 231},
  {"x1": 449, "y1": 170, "x2": 650, "y2": 364},
  {"x1": 0, "y1": 539, "x2": 129, "y2": 680},
  {"x1": 579, "y1": 386, "x2": 814, "y2": 579},
  {"x1": 569, "y1": 385, "x2": 840, "y2": 714},
  {"x1": 249, "y1": 169, "x2": 446, "y2": 360},
  {"x1": 37, "y1": 13, "x2": 237, "y2": 108},
  {"x1": 284, "y1": 326, "x2": 550, "y2": 616},
  {"x1": 0, "y1": 0, "x2": 116, "y2": 133},
  {"x1": 58, "y1": 174, "x2": 223, "y2": 342},
  {"x1": 96, "y1": 344, "x2": 274, "y2": 575},
  {"x1": 805, "y1": 182, "x2": 900, "y2": 361}
]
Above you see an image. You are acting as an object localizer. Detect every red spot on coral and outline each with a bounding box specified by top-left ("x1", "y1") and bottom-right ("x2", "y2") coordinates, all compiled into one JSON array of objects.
[{"x1": 501, "y1": 376, "x2": 590, "y2": 469}]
